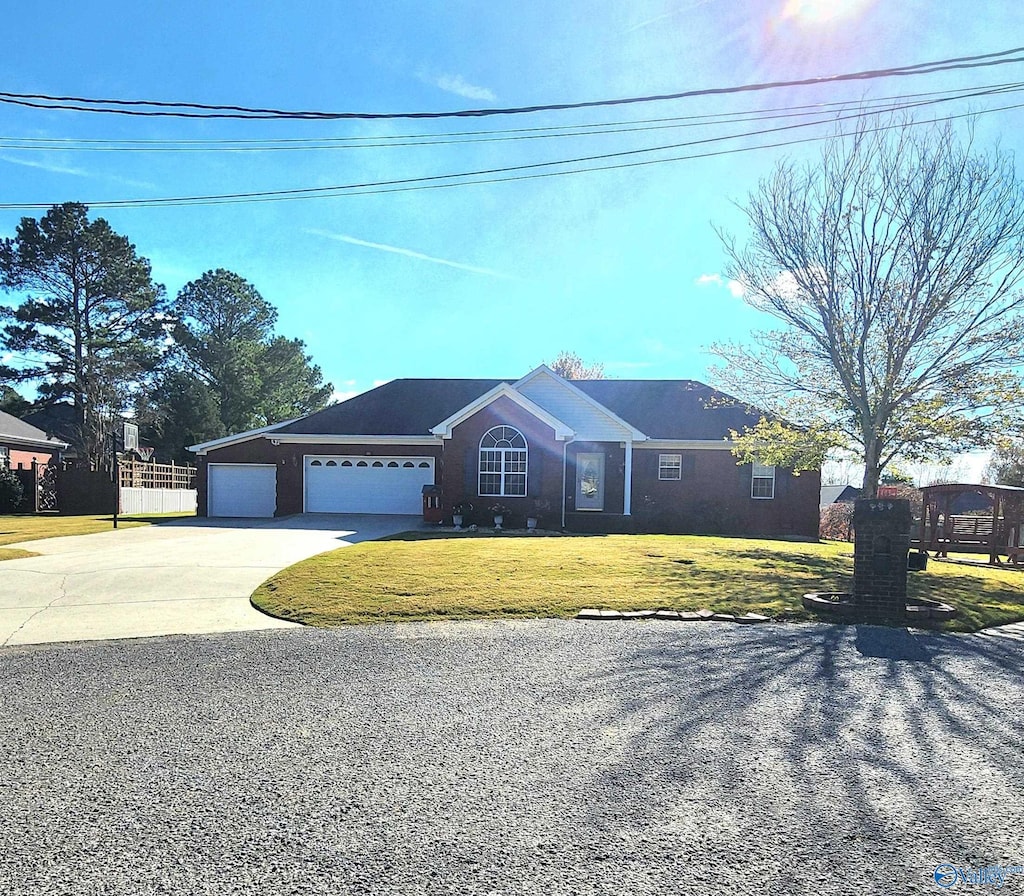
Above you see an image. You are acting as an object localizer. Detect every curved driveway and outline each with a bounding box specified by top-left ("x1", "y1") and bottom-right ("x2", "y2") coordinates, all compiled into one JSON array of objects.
[{"x1": 0, "y1": 514, "x2": 416, "y2": 647}]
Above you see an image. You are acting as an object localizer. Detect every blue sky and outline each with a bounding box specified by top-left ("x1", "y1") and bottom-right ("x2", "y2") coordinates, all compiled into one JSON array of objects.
[{"x1": 1, "y1": 0, "x2": 1023, "y2": 434}]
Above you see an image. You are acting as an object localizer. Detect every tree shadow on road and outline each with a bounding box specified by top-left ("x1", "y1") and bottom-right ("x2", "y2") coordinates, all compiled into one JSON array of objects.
[{"x1": 579, "y1": 623, "x2": 1024, "y2": 894}]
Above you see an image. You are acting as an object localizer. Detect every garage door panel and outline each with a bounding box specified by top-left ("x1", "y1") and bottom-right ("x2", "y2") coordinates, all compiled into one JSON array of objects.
[
  {"x1": 305, "y1": 456, "x2": 434, "y2": 514},
  {"x1": 208, "y1": 464, "x2": 277, "y2": 518}
]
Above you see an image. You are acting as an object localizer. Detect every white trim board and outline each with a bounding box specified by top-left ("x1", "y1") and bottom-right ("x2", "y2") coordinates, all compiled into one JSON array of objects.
[
  {"x1": 430, "y1": 382, "x2": 574, "y2": 441},
  {"x1": 635, "y1": 440, "x2": 734, "y2": 450}
]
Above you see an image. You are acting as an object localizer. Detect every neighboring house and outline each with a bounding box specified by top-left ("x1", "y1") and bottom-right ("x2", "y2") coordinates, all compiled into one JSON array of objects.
[
  {"x1": 820, "y1": 484, "x2": 860, "y2": 509},
  {"x1": 0, "y1": 409, "x2": 68, "y2": 470},
  {"x1": 189, "y1": 366, "x2": 821, "y2": 537},
  {"x1": 20, "y1": 402, "x2": 78, "y2": 459}
]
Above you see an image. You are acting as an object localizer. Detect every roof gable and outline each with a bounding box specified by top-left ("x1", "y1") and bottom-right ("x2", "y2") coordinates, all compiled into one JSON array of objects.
[
  {"x1": 430, "y1": 382, "x2": 574, "y2": 440},
  {"x1": 513, "y1": 366, "x2": 646, "y2": 441}
]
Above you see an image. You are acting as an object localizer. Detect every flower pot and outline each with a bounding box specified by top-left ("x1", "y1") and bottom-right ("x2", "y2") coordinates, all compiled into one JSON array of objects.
[
  {"x1": 493, "y1": 514, "x2": 503, "y2": 530},
  {"x1": 526, "y1": 516, "x2": 538, "y2": 531},
  {"x1": 452, "y1": 513, "x2": 464, "y2": 530}
]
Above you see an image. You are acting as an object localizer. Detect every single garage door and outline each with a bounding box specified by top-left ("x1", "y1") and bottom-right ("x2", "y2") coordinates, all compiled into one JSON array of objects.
[
  {"x1": 305, "y1": 456, "x2": 435, "y2": 514},
  {"x1": 208, "y1": 464, "x2": 277, "y2": 518}
]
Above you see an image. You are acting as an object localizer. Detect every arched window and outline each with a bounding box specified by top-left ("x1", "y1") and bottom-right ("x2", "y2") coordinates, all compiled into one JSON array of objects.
[
  {"x1": 418, "y1": 462, "x2": 430, "y2": 468},
  {"x1": 387, "y1": 461, "x2": 399, "y2": 468},
  {"x1": 372, "y1": 461, "x2": 384, "y2": 467},
  {"x1": 341, "y1": 460, "x2": 353, "y2": 467},
  {"x1": 479, "y1": 425, "x2": 527, "y2": 497},
  {"x1": 357, "y1": 461, "x2": 368, "y2": 467},
  {"x1": 403, "y1": 462, "x2": 415, "y2": 468},
  {"x1": 326, "y1": 460, "x2": 338, "y2": 467},
  {"x1": 310, "y1": 460, "x2": 322, "y2": 466}
]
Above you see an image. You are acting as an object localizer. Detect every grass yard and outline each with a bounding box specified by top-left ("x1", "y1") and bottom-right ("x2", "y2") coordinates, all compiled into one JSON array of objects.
[
  {"x1": 252, "y1": 532, "x2": 1024, "y2": 633},
  {"x1": 0, "y1": 512, "x2": 194, "y2": 560}
]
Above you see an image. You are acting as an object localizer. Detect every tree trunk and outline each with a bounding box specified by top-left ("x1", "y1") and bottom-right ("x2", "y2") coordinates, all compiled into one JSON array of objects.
[
  {"x1": 861, "y1": 436, "x2": 883, "y2": 498},
  {"x1": 861, "y1": 464, "x2": 881, "y2": 499}
]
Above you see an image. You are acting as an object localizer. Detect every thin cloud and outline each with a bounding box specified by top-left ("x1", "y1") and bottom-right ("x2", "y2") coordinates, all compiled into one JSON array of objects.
[
  {"x1": 0, "y1": 153, "x2": 89, "y2": 177},
  {"x1": 0, "y1": 153, "x2": 156, "y2": 190},
  {"x1": 306, "y1": 229, "x2": 515, "y2": 280},
  {"x1": 695, "y1": 273, "x2": 745, "y2": 297},
  {"x1": 623, "y1": 2, "x2": 712, "y2": 33},
  {"x1": 419, "y1": 72, "x2": 496, "y2": 102}
]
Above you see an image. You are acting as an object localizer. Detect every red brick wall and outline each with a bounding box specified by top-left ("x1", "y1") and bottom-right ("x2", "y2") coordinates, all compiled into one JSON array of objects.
[
  {"x1": 194, "y1": 429, "x2": 820, "y2": 538},
  {"x1": 442, "y1": 396, "x2": 563, "y2": 527},
  {"x1": 631, "y1": 448, "x2": 820, "y2": 538},
  {"x1": 5, "y1": 447, "x2": 56, "y2": 469}
]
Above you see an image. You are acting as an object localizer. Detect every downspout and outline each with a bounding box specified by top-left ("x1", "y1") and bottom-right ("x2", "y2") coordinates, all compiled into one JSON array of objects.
[
  {"x1": 623, "y1": 439, "x2": 632, "y2": 516},
  {"x1": 561, "y1": 439, "x2": 572, "y2": 529}
]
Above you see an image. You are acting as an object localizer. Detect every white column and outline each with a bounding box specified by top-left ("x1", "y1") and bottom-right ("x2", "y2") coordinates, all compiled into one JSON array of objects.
[{"x1": 623, "y1": 439, "x2": 632, "y2": 516}]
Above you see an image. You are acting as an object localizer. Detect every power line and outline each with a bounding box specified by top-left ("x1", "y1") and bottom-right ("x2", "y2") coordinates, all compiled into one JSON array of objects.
[
  {"x1": 2, "y1": 97, "x2": 1018, "y2": 210},
  {"x1": 1, "y1": 46, "x2": 1023, "y2": 120},
  {"x1": 2, "y1": 83, "x2": 1020, "y2": 153}
]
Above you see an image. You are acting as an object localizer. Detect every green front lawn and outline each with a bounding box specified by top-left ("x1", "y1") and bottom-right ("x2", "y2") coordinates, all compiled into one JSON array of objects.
[
  {"x1": 0, "y1": 512, "x2": 194, "y2": 560},
  {"x1": 252, "y1": 532, "x2": 1024, "y2": 633}
]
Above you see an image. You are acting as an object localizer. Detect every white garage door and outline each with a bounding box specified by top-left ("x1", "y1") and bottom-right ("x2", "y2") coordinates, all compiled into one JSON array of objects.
[
  {"x1": 208, "y1": 464, "x2": 277, "y2": 518},
  {"x1": 305, "y1": 456, "x2": 435, "y2": 514}
]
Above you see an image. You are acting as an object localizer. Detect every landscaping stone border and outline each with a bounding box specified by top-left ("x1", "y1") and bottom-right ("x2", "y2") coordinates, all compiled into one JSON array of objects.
[{"x1": 576, "y1": 608, "x2": 770, "y2": 624}]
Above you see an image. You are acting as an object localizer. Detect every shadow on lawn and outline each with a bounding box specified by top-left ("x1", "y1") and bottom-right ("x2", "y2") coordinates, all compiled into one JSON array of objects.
[{"x1": 581, "y1": 624, "x2": 1024, "y2": 889}]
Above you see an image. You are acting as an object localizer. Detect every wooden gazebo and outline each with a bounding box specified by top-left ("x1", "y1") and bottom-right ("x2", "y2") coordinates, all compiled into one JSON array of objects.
[{"x1": 913, "y1": 483, "x2": 1024, "y2": 565}]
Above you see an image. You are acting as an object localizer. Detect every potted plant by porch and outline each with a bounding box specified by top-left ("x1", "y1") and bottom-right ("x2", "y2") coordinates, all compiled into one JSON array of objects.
[
  {"x1": 452, "y1": 500, "x2": 473, "y2": 530},
  {"x1": 527, "y1": 498, "x2": 552, "y2": 532},
  {"x1": 489, "y1": 502, "x2": 511, "y2": 530}
]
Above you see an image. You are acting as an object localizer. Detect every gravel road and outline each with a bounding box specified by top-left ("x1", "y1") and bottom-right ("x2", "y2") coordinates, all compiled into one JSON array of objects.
[{"x1": 2, "y1": 620, "x2": 1022, "y2": 895}]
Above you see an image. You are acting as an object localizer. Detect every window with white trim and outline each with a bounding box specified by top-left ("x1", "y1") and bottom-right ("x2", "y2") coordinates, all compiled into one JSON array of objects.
[
  {"x1": 751, "y1": 463, "x2": 776, "y2": 499},
  {"x1": 0, "y1": 446, "x2": 8, "y2": 468},
  {"x1": 479, "y1": 425, "x2": 528, "y2": 496},
  {"x1": 658, "y1": 454, "x2": 682, "y2": 480}
]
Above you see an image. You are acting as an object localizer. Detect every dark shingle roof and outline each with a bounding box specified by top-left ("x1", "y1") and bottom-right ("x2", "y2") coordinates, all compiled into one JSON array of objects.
[
  {"x1": 20, "y1": 402, "x2": 76, "y2": 444},
  {"x1": 820, "y1": 484, "x2": 860, "y2": 507},
  {"x1": 276, "y1": 377, "x2": 764, "y2": 441},
  {"x1": 275, "y1": 379, "x2": 502, "y2": 436},
  {"x1": 573, "y1": 379, "x2": 763, "y2": 440},
  {"x1": 0, "y1": 408, "x2": 67, "y2": 447}
]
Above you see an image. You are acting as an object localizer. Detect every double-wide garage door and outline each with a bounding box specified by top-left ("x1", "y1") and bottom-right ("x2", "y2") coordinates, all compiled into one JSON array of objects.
[{"x1": 305, "y1": 455, "x2": 435, "y2": 515}]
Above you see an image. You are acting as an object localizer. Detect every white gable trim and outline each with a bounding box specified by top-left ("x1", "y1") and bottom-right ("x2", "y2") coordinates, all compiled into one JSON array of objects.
[
  {"x1": 188, "y1": 419, "x2": 297, "y2": 456},
  {"x1": 0, "y1": 433, "x2": 69, "y2": 451},
  {"x1": 430, "y1": 382, "x2": 575, "y2": 440},
  {"x1": 636, "y1": 439, "x2": 734, "y2": 450},
  {"x1": 513, "y1": 365, "x2": 648, "y2": 441},
  {"x1": 263, "y1": 434, "x2": 439, "y2": 446}
]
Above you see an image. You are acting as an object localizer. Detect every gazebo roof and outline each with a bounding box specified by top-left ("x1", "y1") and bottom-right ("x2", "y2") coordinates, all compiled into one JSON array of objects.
[{"x1": 919, "y1": 482, "x2": 1024, "y2": 495}]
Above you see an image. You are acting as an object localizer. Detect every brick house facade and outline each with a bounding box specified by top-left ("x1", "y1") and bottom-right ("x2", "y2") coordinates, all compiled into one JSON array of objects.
[{"x1": 190, "y1": 366, "x2": 820, "y2": 538}]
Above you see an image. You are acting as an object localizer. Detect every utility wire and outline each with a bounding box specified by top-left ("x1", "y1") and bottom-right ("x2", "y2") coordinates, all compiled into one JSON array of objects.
[
  {"x1": 2, "y1": 95, "x2": 1018, "y2": 210},
  {"x1": 1, "y1": 82, "x2": 1015, "y2": 145},
  {"x1": 2, "y1": 83, "x2": 1019, "y2": 153},
  {"x1": 1, "y1": 46, "x2": 1023, "y2": 120}
]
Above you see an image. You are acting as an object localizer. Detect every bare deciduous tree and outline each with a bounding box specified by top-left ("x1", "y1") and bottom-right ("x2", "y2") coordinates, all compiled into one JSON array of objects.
[
  {"x1": 711, "y1": 117, "x2": 1024, "y2": 497},
  {"x1": 547, "y1": 350, "x2": 605, "y2": 380}
]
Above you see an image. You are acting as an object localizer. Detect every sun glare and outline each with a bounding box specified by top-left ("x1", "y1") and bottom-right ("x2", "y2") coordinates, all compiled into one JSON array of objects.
[{"x1": 782, "y1": 0, "x2": 868, "y2": 24}]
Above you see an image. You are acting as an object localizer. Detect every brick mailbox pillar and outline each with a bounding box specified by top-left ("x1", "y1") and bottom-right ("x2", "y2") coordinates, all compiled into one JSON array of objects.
[{"x1": 853, "y1": 498, "x2": 912, "y2": 622}]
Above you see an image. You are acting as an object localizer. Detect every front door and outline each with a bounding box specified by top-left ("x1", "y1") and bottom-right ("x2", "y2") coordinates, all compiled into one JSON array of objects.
[{"x1": 575, "y1": 452, "x2": 605, "y2": 511}]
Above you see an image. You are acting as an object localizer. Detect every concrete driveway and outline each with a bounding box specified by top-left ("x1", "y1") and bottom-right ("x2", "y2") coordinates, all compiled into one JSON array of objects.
[{"x1": 0, "y1": 514, "x2": 417, "y2": 647}]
